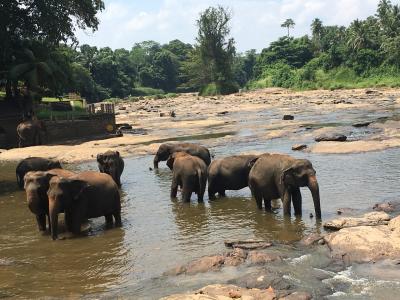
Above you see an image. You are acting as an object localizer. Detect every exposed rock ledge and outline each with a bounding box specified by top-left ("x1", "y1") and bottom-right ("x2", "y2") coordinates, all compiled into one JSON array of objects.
[{"x1": 161, "y1": 284, "x2": 311, "y2": 300}]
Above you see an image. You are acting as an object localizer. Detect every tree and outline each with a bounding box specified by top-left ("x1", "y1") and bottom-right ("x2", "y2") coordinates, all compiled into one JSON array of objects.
[
  {"x1": 0, "y1": 0, "x2": 104, "y2": 100},
  {"x1": 188, "y1": 6, "x2": 238, "y2": 95},
  {"x1": 281, "y1": 19, "x2": 295, "y2": 37},
  {"x1": 311, "y1": 18, "x2": 323, "y2": 53}
]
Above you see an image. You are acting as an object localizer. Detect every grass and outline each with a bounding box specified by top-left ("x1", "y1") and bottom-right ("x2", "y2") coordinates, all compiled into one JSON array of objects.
[
  {"x1": 36, "y1": 107, "x2": 88, "y2": 120},
  {"x1": 131, "y1": 87, "x2": 165, "y2": 96}
]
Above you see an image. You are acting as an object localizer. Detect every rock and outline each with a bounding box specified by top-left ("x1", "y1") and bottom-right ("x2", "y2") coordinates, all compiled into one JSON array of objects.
[
  {"x1": 352, "y1": 121, "x2": 372, "y2": 128},
  {"x1": 159, "y1": 112, "x2": 166, "y2": 117},
  {"x1": 299, "y1": 233, "x2": 324, "y2": 246},
  {"x1": 365, "y1": 89, "x2": 379, "y2": 95},
  {"x1": 229, "y1": 270, "x2": 293, "y2": 290},
  {"x1": 224, "y1": 248, "x2": 247, "y2": 266},
  {"x1": 373, "y1": 201, "x2": 400, "y2": 213},
  {"x1": 118, "y1": 125, "x2": 132, "y2": 130},
  {"x1": 217, "y1": 111, "x2": 229, "y2": 116},
  {"x1": 247, "y1": 251, "x2": 281, "y2": 264},
  {"x1": 292, "y1": 144, "x2": 307, "y2": 151},
  {"x1": 324, "y1": 224, "x2": 400, "y2": 263},
  {"x1": 160, "y1": 284, "x2": 276, "y2": 300},
  {"x1": 323, "y1": 212, "x2": 391, "y2": 230},
  {"x1": 336, "y1": 207, "x2": 360, "y2": 215},
  {"x1": 280, "y1": 291, "x2": 312, "y2": 300},
  {"x1": 283, "y1": 115, "x2": 294, "y2": 120},
  {"x1": 170, "y1": 110, "x2": 176, "y2": 118},
  {"x1": 388, "y1": 215, "x2": 400, "y2": 232},
  {"x1": 315, "y1": 134, "x2": 347, "y2": 142},
  {"x1": 119, "y1": 106, "x2": 126, "y2": 110},
  {"x1": 224, "y1": 239, "x2": 272, "y2": 250}
]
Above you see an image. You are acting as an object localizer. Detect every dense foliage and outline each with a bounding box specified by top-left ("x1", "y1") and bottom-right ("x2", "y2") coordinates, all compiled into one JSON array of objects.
[{"x1": 2, "y1": 0, "x2": 400, "y2": 105}]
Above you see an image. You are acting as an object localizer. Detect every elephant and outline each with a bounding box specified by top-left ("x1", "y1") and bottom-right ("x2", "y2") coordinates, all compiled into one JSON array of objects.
[
  {"x1": 17, "y1": 119, "x2": 47, "y2": 148},
  {"x1": 97, "y1": 150, "x2": 124, "y2": 187},
  {"x1": 207, "y1": 154, "x2": 260, "y2": 199},
  {"x1": 24, "y1": 169, "x2": 75, "y2": 232},
  {"x1": 153, "y1": 142, "x2": 211, "y2": 169},
  {"x1": 16, "y1": 157, "x2": 62, "y2": 189},
  {"x1": 47, "y1": 171, "x2": 121, "y2": 240},
  {"x1": 248, "y1": 153, "x2": 321, "y2": 219},
  {"x1": 167, "y1": 152, "x2": 207, "y2": 202}
]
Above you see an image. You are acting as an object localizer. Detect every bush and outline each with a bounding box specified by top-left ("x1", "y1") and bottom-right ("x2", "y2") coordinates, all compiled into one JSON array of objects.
[
  {"x1": 131, "y1": 87, "x2": 165, "y2": 96},
  {"x1": 199, "y1": 81, "x2": 239, "y2": 96}
]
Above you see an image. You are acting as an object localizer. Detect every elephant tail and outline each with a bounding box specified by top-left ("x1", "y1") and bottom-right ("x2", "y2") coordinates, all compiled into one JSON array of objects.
[{"x1": 197, "y1": 168, "x2": 204, "y2": 195}]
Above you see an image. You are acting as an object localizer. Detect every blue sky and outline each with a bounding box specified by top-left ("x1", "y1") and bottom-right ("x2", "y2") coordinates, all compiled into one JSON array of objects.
[{"x1": 75, "y1": 0, "x2": 381, "y2": 52}]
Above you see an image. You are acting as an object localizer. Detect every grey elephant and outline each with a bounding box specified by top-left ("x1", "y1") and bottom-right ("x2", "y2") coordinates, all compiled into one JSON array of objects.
[
  {"x1": 48, "y1": 171, "x2": 121, "y2": 240},
  {"x1": 153, "y1": 142, "x2": 211, "y2": 169},
  {"x1": 17, "y1": 119, "x2": 47, "y2": 147},
  {"x1": 207, "y1": 154, "x2": 259, "y2": 199},
  {"x1": 97, "y1": 150, "x2": 124, "y2": 187},
  {"x1": 167, "y1": 152, "x2": 207, "y2": 202},
  {"x1": 24, "y1": 169, "x2": 75, "y2": 232},
  {"x1": 16, "y1": 157, "x2": 62, "y2": 189},
  {"x1": 248, "y1": 153, "x2": 321, "y2": 219}
]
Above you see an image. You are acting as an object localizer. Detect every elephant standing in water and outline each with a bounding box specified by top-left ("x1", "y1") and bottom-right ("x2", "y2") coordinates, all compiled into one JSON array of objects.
[
  {"x1": 24, "y1": 169, "x2": 75, "y2": 232},
  {"x1": 248, "y1": 153, "x2": 321, "y2": 219},
  {"x1": 167, "y1": 152, "x2": 207, "y2": 202},
  {"x1": 97, "y1": 150, "x2": 124, "y2": 187},
  {"x1": 16, "y1": 157, "x2": 62, "y2": 189},
  {"x1": 47, "y1": 171, "x2": 121, "y2": 240},
  {"x1": 17, "y1": 119, "x2": 47, "y2": 147},
  {"x1": 153, "y1": 143, "x2": 211, "y2": 169},
  {"x1": 207, "y1": 155, "x2": 259, "y2": 199}
]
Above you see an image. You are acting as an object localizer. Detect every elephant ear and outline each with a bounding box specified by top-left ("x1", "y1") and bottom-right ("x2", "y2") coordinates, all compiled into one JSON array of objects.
[
  {"x1": 166, "y1": 153, "x2": 176, "y2": 170},
  {"x1": 281, "y1": 167, "x2": 295, "y2": 185},
  {"x1": 115, "y1": 151, "x2": 120, "y2": 157},
  {"x1": 248, "y1": 157, "x2": 259, "y2": 169},
  {"x1": 67, "y1": 179, "x2": 89, "y2": 201}
]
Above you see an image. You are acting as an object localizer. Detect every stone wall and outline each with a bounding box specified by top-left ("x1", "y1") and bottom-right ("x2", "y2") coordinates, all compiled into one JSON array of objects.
[{"x1": 0, "y1": 113, "x2": 116, "y2": 149}]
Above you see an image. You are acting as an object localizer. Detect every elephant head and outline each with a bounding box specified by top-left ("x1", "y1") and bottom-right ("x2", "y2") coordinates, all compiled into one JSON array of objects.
[
  {"x1": 166, "y1": 152, "x2": 189, "y2": 170},
  {"x1": 24, "y1": 171, "x2": 55, "y2": 216},
  {"x1": 47, "y1": 177, "x2": 88, "y2": 240},
  {"x1": 97, "y1": 151, "x2": 121, "y2": 184},
  {"x1": 281, "y1": 159, "x2": 321, "y2": 219},
  {"x1": 154, "y1": 143, "x2": 173, "y2": 168}
]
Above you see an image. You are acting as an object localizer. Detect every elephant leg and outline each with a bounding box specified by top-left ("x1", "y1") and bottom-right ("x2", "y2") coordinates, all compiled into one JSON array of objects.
[
  {"x1": 252, "y1": 189, "x2": 263, "y2": 210},
  {"x1": 170, "y1": 177, "x2": 178, "y2": 198},
  {"x1": 208, "y1": 188, "x2": 216, "y2": 200},
  {"x1": 113, "y1": 212, "x2": 122, "y2": 227},
  {"x1": 105, "y1": 214, "x2": 113, "y2": 227},
  {"x1": 292, "y1": 187, "x2": 302, "y2": 216},
  {"x1": 218, "y1": 190, "x2": 226, "y2": 197},
  {"x1": 182, "y1": 188, "x2": 192, "y2": 202},
  {"x1": 263, "y1": 194, "x2": 272, "y2": 212},
  {"x1": 282, "y1": 189, "x2": 292, "y2": 216},
  {"x1": 36, "y1": 214, "x2": 46, "y2": 231}
]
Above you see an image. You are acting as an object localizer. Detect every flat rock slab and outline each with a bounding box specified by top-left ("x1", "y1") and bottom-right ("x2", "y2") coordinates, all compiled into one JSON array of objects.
[
  {"x1": 225, "y1": 239, "x2": 272, "y2": 249},
  {"x1": 315, "y1": 134, "x2": 347, "y2": 142},
  {"x1": 323, "y1": 211, "x2": 390, "y2": 230},
  {"x1": 324, "y1": 215, "x2": 400, "y2": 263},
  {"x1": 292, "y1": 144, "x2": 307, "y2": 151},
  {"x1": 352, "y1": 121, "x2": 372, "y2": 128}
]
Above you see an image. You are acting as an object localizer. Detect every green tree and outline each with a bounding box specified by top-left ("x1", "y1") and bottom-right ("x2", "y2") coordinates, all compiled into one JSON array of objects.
[
  {"x1": 281, "y1": 19, "x2": 295, "y2": 37},
  {"x1": 189, "y1": 6, "x2": 238, "y2": 95},
  {"x1": 311, "y1": 18, "x2": 323, "y2": 53}
]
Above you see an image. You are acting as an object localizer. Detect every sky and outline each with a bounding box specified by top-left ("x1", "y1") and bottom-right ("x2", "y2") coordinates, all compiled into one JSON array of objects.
[{"x1": 75, "y1": 0, "x2": 382, "y2": 52}]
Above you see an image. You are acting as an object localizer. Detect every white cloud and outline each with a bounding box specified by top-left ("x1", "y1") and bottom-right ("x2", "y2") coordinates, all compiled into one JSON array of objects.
[{"x1": 75, "y1": 0, "x2": 381, "y2": 52}]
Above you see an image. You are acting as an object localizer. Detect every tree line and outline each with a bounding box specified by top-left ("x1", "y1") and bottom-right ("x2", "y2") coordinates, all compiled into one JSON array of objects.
[{"x1": 1, "y1": 0, "x2": 400, "y2": 105}]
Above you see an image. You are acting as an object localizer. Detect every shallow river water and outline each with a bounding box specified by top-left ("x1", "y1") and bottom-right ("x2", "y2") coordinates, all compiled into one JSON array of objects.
[{"x1": 1, "y1": 109, "x2": 400, "y2": 298}]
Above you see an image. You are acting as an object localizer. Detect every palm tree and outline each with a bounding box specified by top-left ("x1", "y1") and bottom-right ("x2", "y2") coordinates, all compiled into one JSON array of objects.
[
  {"x1": 311, "y1": 18, "x2": 323, "y2": 53},
  {"x1": 347, "y1": 19, "x2": 368, "y2": 52},
  {"x1": 281, "y1": 19, "x2": 295, "y2": 37}
]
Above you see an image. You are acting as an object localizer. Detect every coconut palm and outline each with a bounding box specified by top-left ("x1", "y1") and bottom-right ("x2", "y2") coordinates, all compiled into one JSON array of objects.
[{"x1": 281, "y1": 19, "x2": 295, "y2": 37}]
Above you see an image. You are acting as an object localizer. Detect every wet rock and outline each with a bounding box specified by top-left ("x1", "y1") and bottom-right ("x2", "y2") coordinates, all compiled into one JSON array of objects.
[
  {"x1": 118, "y1": 125, "x2": 132, "y2": 130},
  {"x1": 280, "y1": 291, "x2": 312, "y2": 300},
  {"x1": 229, "y1": 270, "x2": 293, "y2": 290},
  {"x1": 119, "y1": 106, "x2": 126, "y2": 110},
  {"x1": 224, "y1": 248, "x2": 247, "y2": 266},
  {"x1": 365, "y1": 89, "x2": 380, "y2": 95},
  {"x1": 283, "y1": 115, "x2": 294, "y2": 120},
  {"x1": 166, "y1": 255, "x2": 226, "y2": 276},
  {"x1": 315, "y1": 134, "x2": 347, "y2": 142},
  {"x1": 352, "y1": 121, "x2": 372, "y2": 128},
  {"x1": 323, "y1": 212, "x2": 390, "y2": 230},
  {"x1": 247, "y1": 251, "x2": 282, "y2": 265},
  {"x1": 224, "y1": 239, "x2": 272, "y2": 250},
  {"x1": 336, "y1": 207, "x2": 360, "y2": 215},
  {"x1": 217, "y1": 111, "x2": 229, "y2": 116},
  {"x1": 169, "y1": 110, "x2": 176, "y2": 118},
  {"x1": 159, "y1": 112, "x2": 166, "y2": 117},
  {"x1": 373, "y1": 201, "x2": 400, "y2": 213},
  {"x1": 299, "y1": 233, "x2": 324, "y2": 246},
  {"x1": 292, "y1": 144, "x2": 307, "y2": 151},
  {"x1": 161, "y1": 284, "x2": 276, "y2": 300},
  {"x1": 388, "y1": 215, "x2": 400, "y2": 233},
  {"x1": 333, "y1": 99, "x2": 352, "y2": 104}
]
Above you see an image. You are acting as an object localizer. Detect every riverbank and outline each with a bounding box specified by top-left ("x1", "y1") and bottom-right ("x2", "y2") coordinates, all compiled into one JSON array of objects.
[{"x1": 0, "y1": 87, "x2": 399, "y2": 163}]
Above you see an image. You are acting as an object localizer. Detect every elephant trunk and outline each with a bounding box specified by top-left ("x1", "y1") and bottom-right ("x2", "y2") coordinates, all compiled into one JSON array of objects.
[
  {"x1": 153, "y1": 155, "x2": 159, "y2": 169},
  {"x1": 308, "y1": 175, "x2": 321, "y2": 219},
  {"x1": 49, "y1": 199, "x2": 59, "y2": 240}
]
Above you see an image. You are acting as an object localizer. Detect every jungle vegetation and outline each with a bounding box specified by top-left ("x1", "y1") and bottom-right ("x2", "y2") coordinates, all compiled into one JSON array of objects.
[{"x1": 1, "y1": 0, "x2": 400, "y2": 103}]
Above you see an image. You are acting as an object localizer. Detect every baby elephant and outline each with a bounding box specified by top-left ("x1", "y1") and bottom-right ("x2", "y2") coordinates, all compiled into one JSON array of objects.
[
  {"x1": 207, "y1": 154, "x2": 259, "y2": 199},
  {"x1": 167, "y1": 152, "x2": 207, "y2": 202},
  {"x1": 97, "y1": 151, "x2": 124, "y2": 187}
]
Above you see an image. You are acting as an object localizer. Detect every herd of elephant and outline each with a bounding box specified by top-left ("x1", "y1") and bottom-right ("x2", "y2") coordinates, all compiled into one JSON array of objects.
[{"x1": 16, "y1": 142, "x2": 321, "y2": 241}]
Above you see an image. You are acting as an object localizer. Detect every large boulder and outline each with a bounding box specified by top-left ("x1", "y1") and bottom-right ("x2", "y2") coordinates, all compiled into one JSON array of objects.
[
  {"x1": 324, "y1": 215, "x2": 400, "y2": 263},
  {"x1": 323, "y1": 212, "x2": 390, "y2": 230},
  {"x1": 315, "y1": 134, "x2": 347, "y2": 142}
]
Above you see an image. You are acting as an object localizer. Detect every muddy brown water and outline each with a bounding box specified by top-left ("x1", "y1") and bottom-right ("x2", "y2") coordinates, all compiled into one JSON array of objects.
[{"x1": 1, "y1": 107, "x2": 400, "y2": 298}]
